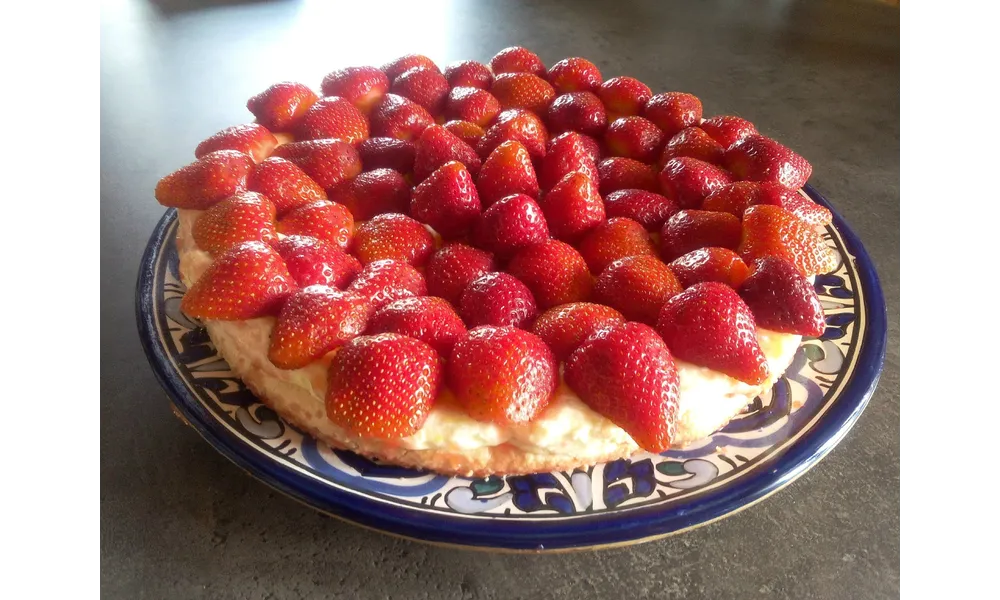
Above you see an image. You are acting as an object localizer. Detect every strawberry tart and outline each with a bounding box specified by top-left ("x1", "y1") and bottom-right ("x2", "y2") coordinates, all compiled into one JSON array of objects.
[{"x1": 154, "y1": 47, "x2": 838, "y2": 476}]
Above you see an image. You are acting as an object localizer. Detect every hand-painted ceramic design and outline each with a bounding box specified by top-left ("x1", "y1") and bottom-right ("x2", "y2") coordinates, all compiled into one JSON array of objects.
[{"x1": 136, "y1": 185, "x2": 886, "y2": 551}]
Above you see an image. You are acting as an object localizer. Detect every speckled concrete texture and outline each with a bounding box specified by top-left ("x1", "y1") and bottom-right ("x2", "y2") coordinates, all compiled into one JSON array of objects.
[{"x1": 101, "y1": 1, "x2": 899, "y2": 597}]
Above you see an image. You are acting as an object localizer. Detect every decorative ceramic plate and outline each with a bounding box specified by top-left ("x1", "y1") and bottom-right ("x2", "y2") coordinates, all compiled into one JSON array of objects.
[{"x1": 136, "y1": 185, "x2": 886, "y2": 552}]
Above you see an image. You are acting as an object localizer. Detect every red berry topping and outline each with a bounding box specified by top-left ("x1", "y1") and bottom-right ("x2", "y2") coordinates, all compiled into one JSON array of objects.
[
  {"x1": 272, "y1": 139, "x2": 362, "y2": 191},
  {"x1": 669, "y1": 247, "x2": 750, "y2": 289},
  {"x1": 702, "y1": 181, "x2": 832, "y2": 227},
  {"x1": 700, "y1": 115, "x2": 758, "y2": 150},
  {"x1": 246, "y1": 82, "x2": 318, "y2": 133},
  {"x1": 605, "y1": 116, "x2": 665, "y2": 163},
  {"x1": 352, "y1": 213, "x2": 435, "y2": 267},
  {"x1": 724, "y1": 134, "x2": 813, "y2": 190},
  {"x1": 273, "y1": 235, "x2": 362, "y2": 289},
  {"x1": 490, "y1": 46, "x2": 546, "y2": 77},
  {"x1": 540, "y1": 171, "x2": 605, "y2": 242},
  {"x1": 294, "y1": 96, "x2": 370, "y2": 144},
  {"x1": 548, "y1": 130, "x2": 602, "y2": 162},
  {"x1": 347, "y1": 259, "x2": 427, "y2": 309},
  {"x1": 357, "y1": 137, "x2": 416, "y2": 174},
  {"x1": 248, "y1": 157, "x2": 327, "y2": 216},
  {"x1": 643, "y1": 92, "x2": 703, "y2": 138},
  {"x1": 596, "y1": 157, "x2": 658, "y2": 195},
  {"x1": 444, "y1": 60, "x2": 494, "y2": 90},
  {"x1": 195, "y1": 123, "x2": 278, "y2": 164},
  {"x1": 381, "y1": 54, "x2": 440, "y2": 82},
  {"x1": 412, "y1": 124, "x2": 482, "y2": 181},
  {"x1": 660, "y1": 209, "x2": 742, "y2": 260},
  {"x1": 445, "y1": 86, "x2": 501, "y2": 127},
  {"x1": 425, "y1": 243, "x2": 496, "y2": 305},
  {"x1": 328, "y1": 168, "x2": 411, "y2": 222},
  {"x1": 539, "y1": 130, "x2": 600, "y2": 191},
  {"x1": 738, "y1": 257, "x2": 826, "y2": 337},
  {"x1": 507, "y1": 239, "x2": 592, "y2": 309},
  {"x1": 577, "y1": 217, "x2": 656, "y2": 274},
  {"x1": 410, "y1": 161, "x2": 482, "y2": 238},
  {"x1": 155, "y1": 150, "x2": 254, "y2": 210},
  {"x1": 594, "y1": 255, "x2": 683, "y2": 324},
  {"x1": 738, "y1": 205, "x2": 838, "y2": 277},
  {"x1": 658, "y1": 156, "x2": 735, "y2": 209},
  {"x1": 277, "y1": 200, "x2": 354, "y2": 250},
  {"x1": 476, "y1": 140, "x2": 540, "y2": 207},
  {"x1": 268, "y1": 286, "x2": 373, "y2": 369},
  {"x1": 320, "y1": 66, "x2": 389, "y2": 114},
  {"x1": 474, "y1": 193, "x2": 550, "y2": 259},
  {"x1": 370, "y1": 94, "x2": 435, "y2": 141},
  {"x1": 367, "y1": 296, "x2": 468, "y2": 357},
  {"x1": 442, "y1": 120, "x2": 487, "y2": 148},
  {"x1": 459, "y1": 272, "x2": 538, "y2": 329},
  {"x1": 547, "y1": 57, "x2": 603, "y2": 94},
  {"x1": 192, "y1": 192, "x2": 277, "y2": 256},
  {"x1": 530, "y1": 302, "x2": 625, "y2": 361},
  {"x1": 180, "y1": 241, "x2": 295, "y2": 320},
  {"x1": 603, "y1": 189, "x2": 679, "y2": 231},
  {"x1": 659, "y1": 127, "x2": 725, "y2": 166},
  {"x1": 491, "y1": 72, "x2": 556, "y2": 115},
  {"x1": 477, "y1": 108, "x2": 548, "y2": 161},
  {"x1": 391, "y1": 67, "x2": 450, "y2": 115},
  {"x1": 546, "y1": 91, "x2": 608, "y2": 138},
  {"x1": 598, "y1": 76, "x2": 652, "y2": 120}
]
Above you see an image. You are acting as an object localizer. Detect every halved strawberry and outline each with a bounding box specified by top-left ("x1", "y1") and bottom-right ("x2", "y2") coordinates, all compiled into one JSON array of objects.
[
  {"x1": 273, "y1": 235, "x2": 362, "y2": 288},
  {"x1": 541, "y1": 171, "x2": 605, "y2": 241},
  {"x1": 605, "y1": 116, "x2": 665, "y2": 163},
  {"x1": 738, "y1": 205, "x2": 838, "y2": 276},
  {"x1": 370, "y1": 94, "x2": 435, "y2": 141},
  {"x1": 195, "y1": 123, "x2": 278, "y2": 164},
  {"x1": 529, "y1": 302, "x2": 625, "y2": 361},
  {"x1": 477, "y1": 108, "x2": 548, "y2": 161},
  {"x1": 489, "y1": 46, "x2": 546, "y2": 77},
  {"x1": 445, "y1": 87, "x2": 501, "y2": 127},
  {"x1": 539, "y1": 130, "x2": 599, "y2": 190},
  {"x1": 700, "y1": 115, "x2": 758, "y2": 150},
  {"x1": 702, "y1": 181, "x2": 832, "y2": 226},
  {"x1": 381, "y1": 54, "x2": 441, "y2": 81},
  {"x1": 659, "y1": 126, "x2": 724, "y2": 166},
  {"x1": 596, "y1": 157, "x2": 658, "y2": 195},
  {"x1": 347, "y1": 259, "x2": 427, "y2": 309},
  {"x1": 444, "y1": 60, "x2": 494, "y2": 90},
  {"x1": 459, "y1": 272, "x2": 538, "y2": 329},
  {"x1": 660, "y1": 209, "x2": 742, "y2": 260},
  {"x1": 155, "y1": 150, "x2": 254, "y2": 210},
  {"x1": 412, "y1": 124, "x2": 482, "y2": 181},
  {"x1": 352, "y1": 213, "x2": 435, "y2": 266},
  {"x1": 326, "y1": 333, "x2": 441, "y2": 439},
  {"x1": 643, "y1": 92, "x2": 703, "y2": 138},
  {"x1": 293, "y1": 96, "x2": 369, "y2": 144},
  {"x1": 320, "y1": 66, "x2": 389, "y2": 114},
  {"x1": 425, "y1": 243, "x2": 496, "y2": 304},
  {"x1": 598, "y1": 76, "x2": 652, "y2": 120},
  {"x1": 507, "y1": 239, "x2": 592, "y2": 309},
  {"x1": 277, "y1": 200, "x2": 355, "y2": 250},
  {"x1": 547, "y1": 57, "x2": 602, "y2": 94},
  {"x1": 474, "y1": 193, "x2": 550, "y2": 259},
  {"x1": 724, "y1": 134, "x2": 813, "y2": 189},
  {"x1": 577, "y1": 217, "x2": 656, "y2": 274},
  {"x1": 391, "y1": 67, "x2": 451, "y2": 115},
  {"x1": 367, "y1": 296, "x2": 468, "y2": 357},
  {"x1": 546, "y1": 91, "x2": 608, "y2": 137},
  {"x1": 248, "y1": 157, "x2": 327, "y2": 216},
  {"x1": 658, "y1": 156, "x2": 735, "y2": 209},
  {"x1": 738, "y1": 257, "x2": 826, "y2": 337},
  {"x1": 442, "y1": 120, "x2": 487, "y2": 148},
  {"x1": 271, "y1": 139, "x2": 362, "y2": 191},
  {"x1": 491, "y1": 72, "x2": 556, "y2": 115},
  {"x1": 192, "y1": 192, "x2": 277, "y2": 256},
  {"x1": 268, "y1": 286, "x2": 373, "y2": 369},
  {"x1": 656, "y1": 282, "x2": 770, "y2": 385},
  {"x1": 357, "y1": 137, "x2": 416, "y2": 174},
  {"x1": 328, "y1": 168, "x2": 410, "y2": 221},
  {"x1": 410, "y1": 161, "x2": 482, "y2": 238},
  {"x1": 476, "y1": 140, "x2": 540, "y2": 207},
  {"x1": 603, "y1": 189, "x2": 679, "y2": 231},
  {"x1": 448, "y1": 326, "x2": 557, "y2": 425},
  {"x1": 594, "y1": 255, "x2": 683, "y2": 324},
  {"x1": 246, "y1": 81, "x2": 318, "y2": 132},
  {"x1": 565, "y1": 321, "x2": 680, "y2": 453},
  {"x1": 668, "y1": 247, "x2": 750, "y2": 288},
  {"x1": 180, "y1": 241, "x2": 296, "y2": 320}
]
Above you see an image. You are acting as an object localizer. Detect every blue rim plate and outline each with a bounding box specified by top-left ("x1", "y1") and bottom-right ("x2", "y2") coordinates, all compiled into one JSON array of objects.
[{"x1": 136, "y1": 184, "x2": 886, "y2": 552}]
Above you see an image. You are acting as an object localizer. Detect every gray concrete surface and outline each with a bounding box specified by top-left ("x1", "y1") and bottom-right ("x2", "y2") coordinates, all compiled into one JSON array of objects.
[{"x1": 101, "y1": 0, "x2": 900, "y2": 597}]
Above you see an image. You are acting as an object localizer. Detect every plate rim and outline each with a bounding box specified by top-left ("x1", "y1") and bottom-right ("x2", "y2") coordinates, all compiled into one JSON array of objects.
[{"x1": 135, "y1": 184, "x2": 887, "y2": 551}]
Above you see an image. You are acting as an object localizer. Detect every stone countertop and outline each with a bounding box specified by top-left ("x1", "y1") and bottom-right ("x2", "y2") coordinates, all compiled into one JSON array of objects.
[{"x1": 101, "y1": 0, "x2": 899, "y2": 597}]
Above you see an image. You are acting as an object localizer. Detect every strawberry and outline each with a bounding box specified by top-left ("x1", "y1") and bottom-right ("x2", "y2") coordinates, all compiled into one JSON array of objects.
[
  {"x1": 180, "y1": 241, "x2": 295, "y2": 320},
  {"x1": 273, "y1": 235, "x2": 362, "y2": 288},
  {"x1": 603, "y1": 189, "x2": 679, "y2": 231},
  {"x1": 268, "y1": 286, "x2": 373, "y2": 369},
  {"x1": 271, "y1": 139, "x2": 362, "y2": 191},
  {"x1": 545, "y1": 91, "x2": 608, "y2": 138},
  {"x1": 738, "y1": 257, "x2": 826, "y2": 337},
  {"x1": 155, "y1": 150, "x2": 254, "y2": 210},
  {"x1": 506, "y1": 239, "x2": 592, "y2": 308},
  {"x1": 370, "y1": 94, "x2": 435, "y2": 141},
  {"x1": 390, "y1": 67, "x2": 451, "y2": 115},
  {"x1": 491, "y1": 72, "x2": 556, "y2": 115},
  {"x1": 328, "y1": 168, "x2": 410, "y2": 221},
  {"x1": 476, "y1": 140, "x2": 540, "y2": 207},
  {"x1": 702, "y1": 181, "x2": 832, "y2": 226},
  {"x1": 668, "y1": 247, "x2": 750, "y2": 288},
  {"x1": 246, "y1": 81, "x2": 318, "y2": 132},
  {"x1": 477, "y1": 109, "x2": 548, "y2": 161},
  {"x1": 660, "y1": 209, "x2": 742, "y2": 260},
  {"x1": 738, "y1": 205, "x2": 838, "y2": 276},
  {"x1": 656, "y1": 282, "x2": 769, "y2": 385},
  {"x1": 700, "y1": 115, "x2": 758, "y2": 150},
  {"x1": 594, "y1": 255, "x2": 683, "y2": 324},
  {"x1": 605, "y1": 116, "x2": 665, "y2": 163},
  {"x1": 489, "y1": 46, "x2": 546, "y2": 77},
  {"x1": 598, "y1": 76, "x2": 652, "y2": 120},
  {"x1": 539, "y1": 129, "x2": 600, "y2": 190},
  {"x1": 474, "y1": 194, "x2": 550, "y2": 259},
  {"x1": 444, "y1": 87, "x2": 501, "y2": 127},
  {"x1": 425, "y1": 243, "x2": 495, "y2": 304},
  {"x1": 596, "y1": 157, "x2": 658, "y2": 195},
  {"x1": 540, "y1": 171, "x2": 605, "y2": 241},
  {"x1": 448, "y1": 326, "x2": 557, "y2": 425},
  {"x1": 277, "y1": 200, "x2": 355, "y2": 250},
  {"x1": 658, "y1": 157, "x2": 735, "y2": 209},
  {"x1": 357, "y1": 137, "x2": 416, "y2": 174},
  {"x1": 659, "y1": 126, "x2": 725, "y2": 166},
  {"x1": 247, "y1": 157, "x2": 327, "y2": 216},
  {"x1": 293, "y1": 96, "x2": 369, "y2": 144},
  {"x1": 724, "y1": 134, "x2": 813, "y2": 189},
  {"x1": 192, "y1": 192, "x2": 277, "y2": 256},
  {"x1": 547, "y1": 57, "x2": 602, "y2": 94},
  {"x1": 442, "y1": 120, "x2": 487, "y2": 148},
  {"x1": 412, "y1": 124, "x2": 482, "y2": 181},
  {"x1": 320, "y1": 66, "x2": 389, "y2": 114},
  {"x1": 195, "y1": 123, "x2": 278, "y2": 164},
  {"x1": 367, "y1": 296, "x2": 467, "y2": 357},
  {"x1": 643, "y1": 92, "x2": 703, "y2": 138},
  {"x1": 444, "y1": 60, "x2": 494, "y2": 90},
  {"x1": 565, "y1": 321, "x2": 680, "y2": 453},
  {"x1": 347, "y1": 259, "x2": 427, "y2": 309},
  {"x1": 459, "y1": 272, "x2": 538, "y2": 329},
  {"x1": 326, "y1": 333, "x2": 441, "y2": 439},
  {"x1": 548, "y1": 131, "x2": 602, "y2": 162},
  {"x1": 577, "y1": 217, "x2": 656, "y2": 274},
  {"x1": 381, "y1": 54, "x2": 441, "y2": 81},
  {"x1": 410, "y1": 161, "x2": 482, "y2": 238},
  {"x1": 529, "y1": 302, "x2": 625, "y2": 361},
  {"x1": 352, "y1": 213, "x2": 435, "y2": 266}
]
